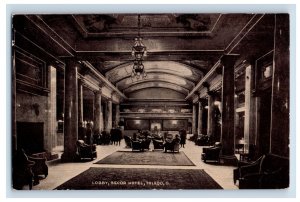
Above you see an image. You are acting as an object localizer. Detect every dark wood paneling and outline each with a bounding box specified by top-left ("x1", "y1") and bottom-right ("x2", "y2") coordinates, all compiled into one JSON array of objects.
[
  {"x1": 125, "y1": 119, "x2": 150, "y2": 130},
  {"x1": 162, "y1": 119, "x2": 188, "y2": 131}
]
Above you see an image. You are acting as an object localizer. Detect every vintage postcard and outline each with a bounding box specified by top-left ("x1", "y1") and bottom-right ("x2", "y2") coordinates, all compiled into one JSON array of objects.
[{"x1": 9, "y1": 9, "x2": 291, "y2": 196}]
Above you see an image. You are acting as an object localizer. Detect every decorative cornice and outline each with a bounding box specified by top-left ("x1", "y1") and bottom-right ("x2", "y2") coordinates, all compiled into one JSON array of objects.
[
  {"x1": 185, "y1": 60, "x2": 221, "y2": 100},
  {"x1": 82, "y1": 61, "x2": 127, "y2": 100}
]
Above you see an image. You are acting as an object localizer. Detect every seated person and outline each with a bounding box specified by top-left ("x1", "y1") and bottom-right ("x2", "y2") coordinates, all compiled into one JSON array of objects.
[
  {"x1": 137, "y1": 133, "x2": 145, "y2": 141},
  {"x1": 163, "y1": 134, "x2": 181, "y2": 152},
  {"x1": 131, "y1": 133, "x2": 144, "y2": 151},
  {"x1": 132, "y1": 133, "x2": 138, "y2": 141},
  {"x1": 153, "y1": 132, "x2": 163, "y2": 141}
]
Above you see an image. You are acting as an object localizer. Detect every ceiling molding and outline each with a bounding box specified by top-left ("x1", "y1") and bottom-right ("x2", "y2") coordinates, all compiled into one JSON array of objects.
[
  {"x1": 186, "y1": 15, "x2": 265, "y2": 100},
  {"x1": 185, "y1": 60, "x2": 221, "y2": 100},
  {"x1": 225, "y1": 14, "x2": 265, "y2": 54},
  {"x1": 71, "y1": 14, "x2": 223, "y2": 38},
  {"x1": 25, "y1": 15, "x2": 76, "y2": 56},
  {"x1": 81, "y1": 61, "x2": 127, "y2": 100}
]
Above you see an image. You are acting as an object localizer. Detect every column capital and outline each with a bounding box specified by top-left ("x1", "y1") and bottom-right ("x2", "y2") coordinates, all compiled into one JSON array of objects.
[
  {"x1": 111, "y1": 90, "x2": 117, "y2": 97},
  {"x1": 98, "y1": 81, "x2": 104, "y2": 88},
  {"x1": 198, "y1": 98, "x2": 207, "y2": 105},
  {"x1": 220, "y1": 54, "x2": 239, "y2": 68},
  {"x1": 207, "y1": 90, "x2": 216, "y2": 96},
  {"x1": 97, "y1": 87, "x2": 102, "y2": 95},
  {"x1": 78, "y1": 76, "x2": 85, "y2": 85}
]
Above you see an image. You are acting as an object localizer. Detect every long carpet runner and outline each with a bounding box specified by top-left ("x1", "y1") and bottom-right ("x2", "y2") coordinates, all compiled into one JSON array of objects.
[
  {"x1": 94, "y1": 151, "x2": 195, "y2": 166},
  {"x1": 55, "y1": 167, "x2": 222, "y2": 190}
]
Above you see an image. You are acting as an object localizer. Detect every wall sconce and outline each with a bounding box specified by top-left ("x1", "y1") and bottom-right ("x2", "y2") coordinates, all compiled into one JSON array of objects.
[
  {"x1": 214, "y1": 101, "x2": 221, "y2": 106},
  {"x1": 202, "y1": 82, "x2": 210, "y2": 91},
  {"x1": 32, "y1": 103, "x2": 40, "y2": 116},
  {"x1": 135, "y1": 120, "x2": 141, "y2": 124},
  {"x1": 172, "y1": 120, "x2": 178, "y2": 125}
]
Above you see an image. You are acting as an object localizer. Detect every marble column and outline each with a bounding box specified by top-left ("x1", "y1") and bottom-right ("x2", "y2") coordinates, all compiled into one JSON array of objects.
[
  {"x1": 61, "y1": 59, "x2": 78, "y2": 162},
  {"x1": 94, "y1": 88, "x2": 102, "y2": 135},
  {"x1": 220, "y1": 55, "x2": 238, "y2": 161},
  {"x1": 207, "y1": 92, "x2": 215, "y2": 138},
  {"x1": 197, "y1": 101, "x2": 204, "y2": 135},
  {"x1": 244, "y1": 65, "x2": 253, "y2": 152},
  {"x1": 115, "y1": 104, "x2": 120, "y2": 127},
  {"x1": 78, "y1": 80, "x2": 84, "y2": 125},
  {"x1": 192, "y1": 104, "x2": 197, "y2": 135},
  {"x1": 106, "y1": 99, "x2": 112, "y2": 131},
  {"x1": 47, "y1": 66, "x2": 57, "y2": 150},
  {"x1": 270, "y1": 14, "x2": 289, "y2": 157}
]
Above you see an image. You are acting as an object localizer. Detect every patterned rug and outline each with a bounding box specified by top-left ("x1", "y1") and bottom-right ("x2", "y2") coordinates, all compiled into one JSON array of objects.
[
  {"x1": 94, "y1": 151, "x2": 195, "y2": 166},
  {"x1": 55, "y1": 167, "x2": 222, "y2": 190}
]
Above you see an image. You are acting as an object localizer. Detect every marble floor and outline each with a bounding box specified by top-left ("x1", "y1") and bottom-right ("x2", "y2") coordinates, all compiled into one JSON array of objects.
[{"x1": 28, "y1": 139, "x2": 239, "y2": 190}]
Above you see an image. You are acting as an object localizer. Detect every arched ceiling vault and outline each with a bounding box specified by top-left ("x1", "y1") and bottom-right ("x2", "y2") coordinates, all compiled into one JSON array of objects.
[
  {"x1": 106, "y1": 61, "x2": 203, "y2": 82},
  {"x1": 123, "y1": 81, "x2": 190, "y2": 95},
  {"x1": 117, "y1": 74, "x2": 195, "y2": 91},
  {"x1": 104, "y1": 61, "x2": 203, "y2": 95}
]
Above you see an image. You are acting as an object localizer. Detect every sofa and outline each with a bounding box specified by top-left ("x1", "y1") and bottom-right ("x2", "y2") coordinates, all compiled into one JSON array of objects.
[{"x1": 235, "y1": 153, "x2": 289, "y2": 189}]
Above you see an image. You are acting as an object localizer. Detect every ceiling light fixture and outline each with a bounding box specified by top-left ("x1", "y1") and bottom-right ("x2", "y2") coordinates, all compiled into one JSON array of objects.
[{"x1": 131, "y1": 14, "x2": 147, "y2": 80}]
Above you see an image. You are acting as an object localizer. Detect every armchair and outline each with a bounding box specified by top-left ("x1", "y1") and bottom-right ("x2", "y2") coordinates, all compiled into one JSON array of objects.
[
  {"x1": 131, "y1": 140, "x2": 143, "y2": 151},
  {"x1": 196, "y1": 135, "x2": 210, "y2": 146},
  {"x1": 236, "y1": 153, "x2": 289, "y2": 189},
  {"x1": 142, "y1": 138, "x2": 151, "y2": 150},
  {"x1": 124, "y1": 135, "x2": 132, "y2": 148},
  {"x1": 76, "y1": 140, "x2": 97, "y2": 161},
  {"x1": 233, "y1": 154, "x2": 263, "y2": 184},
  {"x1": 163, "y1": 136, "x2": 180, "y2": 153},
  {"x1": 12, "y1": 149, "x2": 34, "y2": 190},
  {"x1": 164, "y1": 142, "x2": 180, "y2": 153},
  {"x1": 201, "y1": 142, "x2": 222, "y2": 163},
  {"x1": 28, "y1": 154, "x2": 48, "y2": 184},
  {"x1": 153, "y1": 139, "x2": 164, "y2": 150}
]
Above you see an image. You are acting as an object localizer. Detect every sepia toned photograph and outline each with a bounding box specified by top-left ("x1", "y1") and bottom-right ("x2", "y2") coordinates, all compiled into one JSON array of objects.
[{"x1": 10, "y1": 12, "x2": 290, "y2": 192}]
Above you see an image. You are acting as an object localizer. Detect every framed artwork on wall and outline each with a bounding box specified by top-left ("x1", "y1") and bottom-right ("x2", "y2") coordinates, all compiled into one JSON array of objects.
[{"x1": 254, "y1": 50, "x2": 274, "y2": 92}]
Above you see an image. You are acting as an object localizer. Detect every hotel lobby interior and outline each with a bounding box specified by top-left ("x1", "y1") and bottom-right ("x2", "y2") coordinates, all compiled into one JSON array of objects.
[{"x1": 10, "y1": 13, "x2": 290, "y2": 192}]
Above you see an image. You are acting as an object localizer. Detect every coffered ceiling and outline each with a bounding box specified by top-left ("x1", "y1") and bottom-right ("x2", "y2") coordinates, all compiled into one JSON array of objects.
[{"x1": 13, "y1": 13, "x2": 274, "y2": 99}]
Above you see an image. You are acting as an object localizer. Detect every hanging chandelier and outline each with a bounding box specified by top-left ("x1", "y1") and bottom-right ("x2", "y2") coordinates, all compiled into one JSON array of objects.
[{"x1": 131, "y1": 14, "x2": 147, "y2": 80}]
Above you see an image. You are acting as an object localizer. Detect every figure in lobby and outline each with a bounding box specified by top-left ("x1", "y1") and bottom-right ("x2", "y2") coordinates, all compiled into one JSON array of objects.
[
  {"x1": 78, "y1": 122, "x2": 86, "y2": 141},
  {"x1": 179, "y1": 129, "x2": 187, "y2": 148},
  {"x1": 132, "y1": 133, "x2": 138, "y2": 141},
  {"x1": 85, "y1": 122, "x2": 93, "y2": 145}
]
